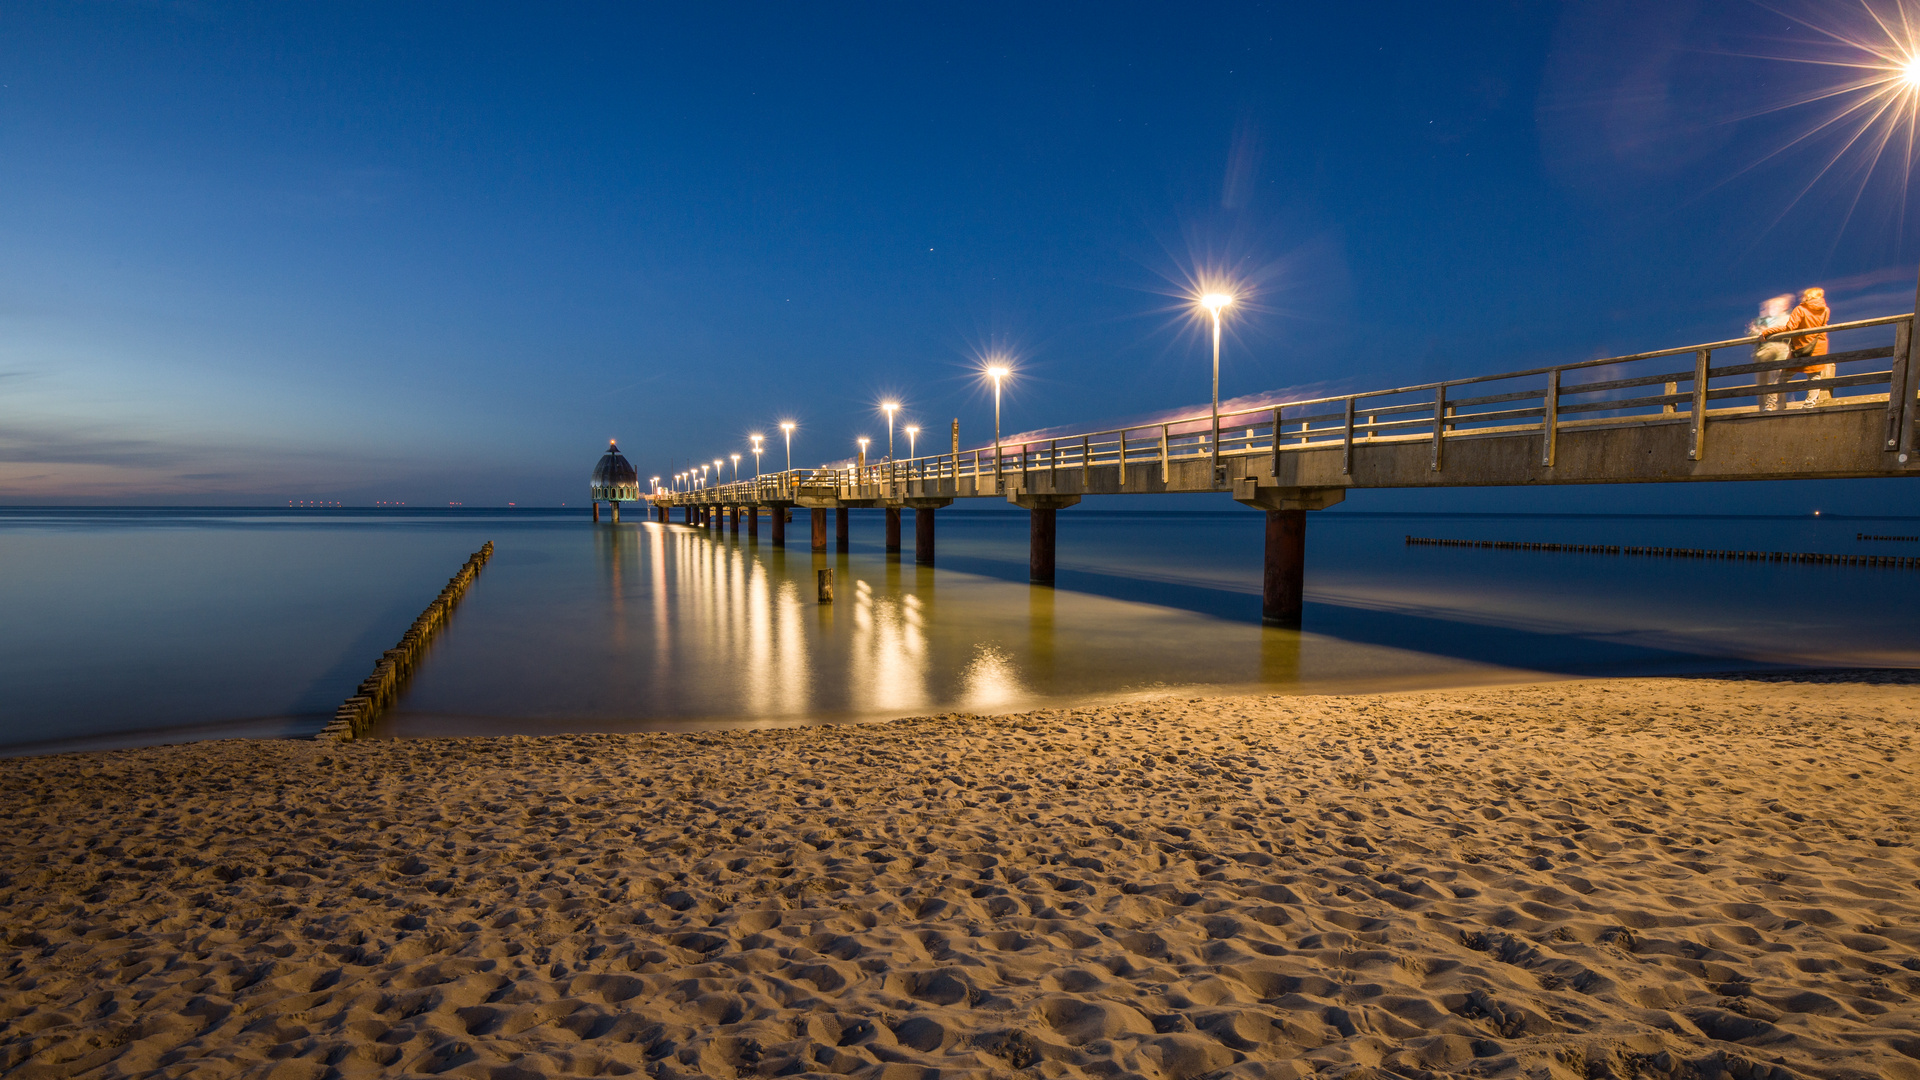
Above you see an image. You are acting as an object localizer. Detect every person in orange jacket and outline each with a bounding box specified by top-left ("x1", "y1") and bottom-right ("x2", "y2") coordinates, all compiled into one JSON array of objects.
[{"x1": 1761, "y1": 286, "x2": 1831, "y2": 406}]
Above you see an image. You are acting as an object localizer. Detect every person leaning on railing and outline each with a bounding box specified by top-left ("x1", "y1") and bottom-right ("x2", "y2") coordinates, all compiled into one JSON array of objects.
[{"x1": 1759, "y1": 286, "x2": 1832, "y2": 408}]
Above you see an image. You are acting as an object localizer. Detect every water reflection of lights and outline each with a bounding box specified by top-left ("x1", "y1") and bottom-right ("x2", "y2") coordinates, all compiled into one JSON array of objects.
[
  {"x1": 960, "y1": 643, "x2": 1026, "y2": 709},
  {"x1": 848, "y1": 577, "x2": 929, "y2": 713}
]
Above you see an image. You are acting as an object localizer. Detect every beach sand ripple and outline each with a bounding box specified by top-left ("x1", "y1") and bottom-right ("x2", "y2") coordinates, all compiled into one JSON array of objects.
[{"x1": 3, "y1": 674, "x2": 1917, "y2": 1079}]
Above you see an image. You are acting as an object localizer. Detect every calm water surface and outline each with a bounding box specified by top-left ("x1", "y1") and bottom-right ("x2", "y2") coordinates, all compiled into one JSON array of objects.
[{"x1": 4, "y1": 506, "x2": 1918, "y2": 753}]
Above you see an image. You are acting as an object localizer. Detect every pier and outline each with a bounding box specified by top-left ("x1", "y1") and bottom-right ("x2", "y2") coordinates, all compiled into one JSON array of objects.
[{"x1": 647, "y1": 313, "x2": 1920, "y2": 626}]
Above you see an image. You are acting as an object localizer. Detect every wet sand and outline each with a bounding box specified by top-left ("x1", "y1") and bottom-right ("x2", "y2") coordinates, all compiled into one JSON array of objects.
[{"x1": 2, "y1": 673, "x2": 1916, "y2": 1080}]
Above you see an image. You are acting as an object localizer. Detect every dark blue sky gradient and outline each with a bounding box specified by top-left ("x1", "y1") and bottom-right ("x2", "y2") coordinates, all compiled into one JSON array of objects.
[{"x1": 4, "y1": 1, "x2": 1919, "y2": 512}]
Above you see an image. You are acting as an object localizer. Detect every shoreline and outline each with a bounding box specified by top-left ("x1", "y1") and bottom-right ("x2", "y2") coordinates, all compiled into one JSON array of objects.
[{"x1": 3, "y1": 673, "x2": 1916, "y2": 1079}]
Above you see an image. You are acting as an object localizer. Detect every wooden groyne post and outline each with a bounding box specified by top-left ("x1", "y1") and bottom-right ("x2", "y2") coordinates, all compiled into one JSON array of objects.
[{"x1": 319, "y1": 541, "x2": 494, "y2": 741}]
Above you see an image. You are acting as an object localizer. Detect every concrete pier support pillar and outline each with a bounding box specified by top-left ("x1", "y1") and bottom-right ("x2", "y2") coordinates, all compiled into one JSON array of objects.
[
  {"x1": 593, "y1": 501, "x2": 600, "y2": 522},
  {"x1": 1232, "y1": 482, "x2": 1346, "y2": 629},
  {"x1": 1029, "y1": 507, "x2": 1056, "y2": 583},
  {"x1": 915, "y1": 508, "x2": 935, "y2": 564},
  {"x1": 729, "y1": 506, "x2": 740, "y2": 534},
  {"x1": 612, "y1": 502, "x2": 620, "y2": 524},
  {"x1": 811, "y1": 508, "x2": 828, "y2": 552},
  {"x1": 907, "y1": 499, "x2": 951, "y2": 565},
  {"x1": 835, "y1": 507, "x2": 849, "y2": 552},
  {"x1": 747, "y1": 505, "x2": 759, "y2": 538},
  {"x1": 684, "y1": 506, "x2": 695, "y2": 525},
  {"x1": 1008, "y1": 494, "x2": 1081, "y2": 586},
  {"x1": 1263, "y1": 509, "x2": 1305, "y2": 626},
  {"x1": 771, "y1": 507, "x2": 786, "y2": 546},
  {"x1": 884, "y1": 508, "x2": 901, "y2": 553}
]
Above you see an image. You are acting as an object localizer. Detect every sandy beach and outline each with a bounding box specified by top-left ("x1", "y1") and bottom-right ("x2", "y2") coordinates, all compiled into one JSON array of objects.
[{"x1": 3, "y1": 673, "x2": 1916, "y2": 1080}]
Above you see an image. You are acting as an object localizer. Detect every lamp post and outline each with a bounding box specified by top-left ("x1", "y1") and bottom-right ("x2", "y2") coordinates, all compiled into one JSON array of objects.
[
  {"x1": 730, "y1": 453, "x2": 741, "y2": 482},
  {"x1": 882, "y1": 401, "x2": 899, "y2": 460},
  {"x1": 857, "y1": 437, "x2": 870, "y2": 477},
  {"x1": 750, "y1": 434, "x2": 764, "y2": 477},
  {"x1": 1200, "y1": 292, "x2": 1235, "y2": 479},
  {"x1": 986, "y1": 364, "x2": 1010, "y2": 476},
  {"x1": 780, "y1": 421, "x2": 795, "y2": 474},
  {"x1": 650, "y1": 476, "x2": 659, "y2": 495},
  {"x1": 700, "y1": 464, "x2": 709, "y2": 488},
  {"x1": 905, "y1": 424, "x2": 919, "y2": 460}
]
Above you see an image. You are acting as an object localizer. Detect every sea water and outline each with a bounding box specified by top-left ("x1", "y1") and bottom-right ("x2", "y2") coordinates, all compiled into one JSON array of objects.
[{"x1": 4, "y1": 505, "x2": 1918, "y2": 754}]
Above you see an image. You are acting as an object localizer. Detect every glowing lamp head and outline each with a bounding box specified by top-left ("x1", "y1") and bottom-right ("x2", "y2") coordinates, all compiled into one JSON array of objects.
[
  {"x1": 1200, "y1": 292, "x2": 1235, "y2": 314},
  {"x1": 858, "y1": 437, "x2": 870, "y2": 449},
  {"x1": 882, "y1": 400, "x2": 899, "y2": 414},
  {"x1": 986, "y1": 364, "x2": 1010, "y2": 382},
  {"x1": 780, "y1": 421, "x2": 795, "y2": 434},
  {"x1": 1902, "y1": 54, "x2": 1920, "y2": 88},
  {"x1": 905, "y1": 425, "x2": 919, "y2": 435}
]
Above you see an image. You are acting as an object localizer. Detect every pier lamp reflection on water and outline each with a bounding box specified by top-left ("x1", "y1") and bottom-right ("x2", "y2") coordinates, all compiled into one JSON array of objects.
[{"x1": 376, "y1": 518, "x2": 1379, "y2": 738}]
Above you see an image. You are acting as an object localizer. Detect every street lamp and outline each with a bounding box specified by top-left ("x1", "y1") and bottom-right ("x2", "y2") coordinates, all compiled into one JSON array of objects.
[
  {"x1": 780, "y1": 421, "x2": 795, "y2": 473},
  {"x1": 730, "y1": 453, "x2": 741, "y2": 482},
  {"x1": 986, "y1": 362, "x2": 1011, "y2": 475},
  {"x1": 857, "y1": 436, "x2": 870, "y2": 474},
  {"x1": 750, "y1": 433, "x2": 764, "y2": 477},
  {"x1": 905, "y1": 424, "x2": 919, "y2": 459},
  {"x1": 650, "y1": 475, "x2": 659, "y2": 494},
  {"x1": 881, "y1": 400, "x2": 899, "y2": 460},
  {"x1": 1199, "y1": 291, "x2": 1235, "y2": 478},
  {"x1": 700, "y1": 464, "x2": 709, "y2": 487}
]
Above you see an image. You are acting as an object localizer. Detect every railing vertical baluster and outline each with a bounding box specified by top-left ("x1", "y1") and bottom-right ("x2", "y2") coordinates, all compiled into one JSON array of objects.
[
  {"x1": 1271, "y1": 407, "x2": 1282, "y2": 477},
  {"x1": 1342, "y1": 398, "x2": 1355, "y2": 475},
  {"x1": 1888, "y1": 318, "x2": 1914, "y2": 452},
  {"x1": 1082, "y1": 435, "x2": 1091, "y2": 487},
  {"x1": 1542, "y1": 369, "x2": 1558, "y2": 468},
  {"x1": 1689, "y1": 348, "x2": 1710, "y2": 460},
  {"x1": 1049, "y1": 439, "x2": 1057, "y2": 486},
  {"x1": 1663, "y1": 381, "x2": 1677, "y2": 415},
  {"x1": 1160, "y1": 424, "x2": 1170, "y2": 483},
  {"x1": 1118, "y1": 429, "x2": 1128, "y2": 485},
  {"x1": 1430, "y1": 384, "x2": 1446, "y2": 471}
]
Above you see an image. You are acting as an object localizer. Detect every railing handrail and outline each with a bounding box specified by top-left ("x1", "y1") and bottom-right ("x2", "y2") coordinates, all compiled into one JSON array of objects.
[{"x1": 644, "y1": 310, "x2": 1913, "y2": 499}]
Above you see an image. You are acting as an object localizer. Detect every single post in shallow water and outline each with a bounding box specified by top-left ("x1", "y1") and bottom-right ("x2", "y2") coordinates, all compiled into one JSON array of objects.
[
  {"x1": 817, "y1": 567, "x2": 835, "y2": 602},
  {"x1": 884, "y1": 507, "x2": 901, "y2": 553},
  {"x1": 611, "y1": 501, "x2": 619, "y2": 523},
  {"x1": 836, "y1": 507, "x2": 849, "y2": 552},
  {"x1": 771, "y1": 506, "x2": 786, "y2": 546},
  {"x1": 811, "y1": 508, "x2": 828, "y2": 552},
  {"x1": 592, "y1": 501, "x2": 599, "y2": 523}
]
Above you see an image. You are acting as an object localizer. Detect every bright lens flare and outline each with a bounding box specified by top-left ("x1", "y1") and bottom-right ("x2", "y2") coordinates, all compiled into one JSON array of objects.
[
  {"x1": 1733, "y1": 3, "x2": 1920, "y2": 230},
  {"x1": 1200, "y1": 292, "x2": 1235, "y2": 313}
]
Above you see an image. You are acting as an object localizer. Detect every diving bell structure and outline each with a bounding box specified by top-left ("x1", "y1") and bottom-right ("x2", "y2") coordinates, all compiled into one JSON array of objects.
[{"x1": 590, "y1": 440, "x2": 640, "y2": 522}]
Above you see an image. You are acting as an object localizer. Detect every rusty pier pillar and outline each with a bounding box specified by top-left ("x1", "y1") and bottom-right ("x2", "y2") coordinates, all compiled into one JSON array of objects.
[
  {"x1": 884, "y1": 508, "x2": 901, "y2": 553},
  {"x1": 907, "y1": 499, "x2": 949, "y2": 565},
  {"x1": 1009, "y1": 494, "x2": 1080, "y2": 585},
  {"x1": 1232, "y1": 483, "x2": 1345, "y2": 628},
  {"x1": 593, "y1": 501, "x2": 600, "y2": 522},
  {"x1": 771, "y1": 506, "x2": 786, "y2": 546},
  {"x1": 747, "y1": 505, "x2": 758, "y2": 538},
  {"x1": 811, "y1": 508, "x2": 828, "y2": 552},
  {"x1": 835, "y1": 507, "x2": 850, "y2": 552}
]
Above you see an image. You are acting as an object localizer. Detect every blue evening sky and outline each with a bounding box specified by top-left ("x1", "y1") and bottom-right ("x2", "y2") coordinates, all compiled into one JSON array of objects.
[{"x1": 4, "y1": 1, "x2": 1918, "y2": 513}]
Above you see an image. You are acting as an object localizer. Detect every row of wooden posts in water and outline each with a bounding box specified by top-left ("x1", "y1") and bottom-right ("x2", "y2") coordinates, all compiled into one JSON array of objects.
[
  {"x1": 318, "y1": 541, "x2": 493, "y2": 742},
  {"x1": 1406, "y1": 535, "x2": 1920, "y2": 569}
]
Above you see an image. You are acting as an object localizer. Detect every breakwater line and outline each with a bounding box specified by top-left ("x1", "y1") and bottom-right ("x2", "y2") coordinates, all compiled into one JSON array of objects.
[
  {"x1": 320, "y1": 541, "x2": 493, "y2": 742},
  {"x1": 1406, "y1": 535, "x2": 1920, "y2": 569},
  {"x1": 1858, "y1": 532, "x2": 1919, "y2": 542}
]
